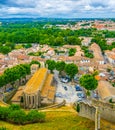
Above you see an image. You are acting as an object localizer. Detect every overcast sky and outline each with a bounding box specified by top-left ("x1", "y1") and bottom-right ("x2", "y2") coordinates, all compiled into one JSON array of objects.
[{"x1": 0, "y1": 0, "x2": 115, "y2": 18}]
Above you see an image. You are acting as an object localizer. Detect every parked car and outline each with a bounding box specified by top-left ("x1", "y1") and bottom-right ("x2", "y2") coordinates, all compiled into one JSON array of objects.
[
  {"x1": 76, "y1": 99, "x2": 83, "y2": 102},
  {"x1": 73, "y1": 77, "x2": 79, "y2": 83},
  {"x1": 61, "y1": 78, "x2": 68, "y2": 83},
  {"x1": 55, "y1": 92, "x2": 62, "y2": 98},
  {"x1": 63, "y1": 86, "x2": 67, "y2": 91},
  {"x1": 6, "y1": 88, "x2": 13, "y2": 92},
  {"x1": 60, "y1": 76, "x2": 70, "y2": 83},
  {"x1": 93, "y1": 93, "x2": 98, "y2": 98},
  {"x1": 109, "y1": 76, "x2": 114, "y2": 80},
  {"x1": 75, "y1": 85, "x2": 82, "y2": 91},
  {"x1": 77, "y1": 92, "x2": 85, "y2": 98},
  {"x1": 92, "y1": 90, "x2": 98, "y2": 98}
]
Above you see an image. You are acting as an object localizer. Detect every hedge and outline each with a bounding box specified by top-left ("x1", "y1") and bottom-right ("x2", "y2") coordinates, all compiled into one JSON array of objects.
[{"x1": 0, "y1": 104, "x2": 45, "y2": 125}]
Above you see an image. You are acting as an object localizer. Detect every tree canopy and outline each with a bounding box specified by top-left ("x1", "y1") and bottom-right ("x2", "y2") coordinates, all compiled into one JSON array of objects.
[
  {"x1": 56, "y1": 61, "x2": 66, "y2": 74},
  {"x1": 30, "y1": 60, "x2": 41, "y2": 67},
  {"x1": 0, "y1": 46, "x2": 11, "y2": 54},
  {"x1": 68, "y1": 48, "x2": 76, "y2": 56},
  {"x1": 0, "y1": 22, "x2": 114, "y2": 54},
  {"x1": 64, "y1": 63, "x2": 78, "y2": 79},
  {"x1": 45, "y1": 60, "x2": 56, "y2": 73},
  {"x1": 80, "y1": 74, "x2": 98, "y2": 90},
  {"x1": 81, "y1": 46, "x2": 94, "y2": 58},
  {"x1": 0, "y1": 64, "x2": 30, "y2": 88}
]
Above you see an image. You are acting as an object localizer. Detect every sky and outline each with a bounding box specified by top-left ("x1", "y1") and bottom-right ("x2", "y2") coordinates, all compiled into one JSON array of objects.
[{"x1": 0, "y1": 0, "x2": 115, "y2": 18}]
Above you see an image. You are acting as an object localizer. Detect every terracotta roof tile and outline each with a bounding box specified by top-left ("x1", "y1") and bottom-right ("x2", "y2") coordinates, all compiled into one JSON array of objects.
[{"x1": 97, "y1": 80, "x2": 115, "y2": 100}]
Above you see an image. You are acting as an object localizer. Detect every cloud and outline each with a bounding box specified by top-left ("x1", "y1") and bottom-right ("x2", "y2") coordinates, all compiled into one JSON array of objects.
[
  {"x1": 89, "y1": 0, "x2": 108, "y2": 8},
  {"x1": 0, "y1": 0, "x2": 115, "y2": 18}
]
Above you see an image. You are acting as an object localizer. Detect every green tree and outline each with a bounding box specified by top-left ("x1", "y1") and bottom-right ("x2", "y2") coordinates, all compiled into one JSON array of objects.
[
  {"x1": 68, "y1": 48, "x2": 76, "y2": 56},
  {"x1": 64, "y1": 63, "x2": 78, "y2": 80},
  {"x1": 45, "y1": 60, "x2": 56, "y2": 73},
  {"x1": 81, "y1": 46, "x2": 94, "y2": 58},
  {"x1": 20, "y1": 64, "x2": 31, "y2": 75},
  {"x1": 17, "y1": 65, "x2": 27, "y2": 78},
  {"x1": 23, "y1": 43, "x2": 32, "y2": 49},
  {"x1": 67, "y1": 36, "x2": 81, "y2": 45},
  {"x1": 91, "y1": 36, "x2": 107, "y2": 51},
  {"x1": 30, "y1": 60, "x2": 41, "y2": 68},
  {"x1": 5, "y1": 42, "x2": 15, "y2": 50},
  {"x1": 56, "y1": 61, "x2": 66, "y2": 75},
  {"x1": 80, "y1": 74, "x2": 98, "y2": 90},
  {"x1": 3, "y1": 64, "x2": 30, "y2": 85},
  {"x1": 4, "y1": 68, "x2": 20, "y2": 83},
  {"x1": 0, "y1": 75, "x2": 6, "y2": 88},
  {"x1": 0, "y1": 46, "x2": 11, "y2": 54},
  {"x1": 54, "y1": 36, "x2": 64, "y2": 46}
]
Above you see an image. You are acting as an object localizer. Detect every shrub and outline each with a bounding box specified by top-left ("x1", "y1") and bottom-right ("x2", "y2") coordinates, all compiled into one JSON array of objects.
[
  {"x1": 9, "y1": 104, "x2": 20, "y2": 111},
  {"x1": 0, "y1": 107, "x2": 10, "y2": 120},
  {"x1": 27, "y1": 110, "x2": 45, "y2": 123},
  {"x1": 0, "y1": 127, "x2": 7, "y2": 130},
  {"x1": 8, "y1": 110, "x2": 26, "y2": 124},
  {"x1": 0, "y1": 106, "x2": 46, "y2": 125},
  {"x1": 76, "y1": 104, "x2": 80, "y2": 112},
  {"x1": 109, "y1": 98, "x2": 113, "y2": 103},
  {"x1": 112, "y1": 83, "x2": 115, "y2": 87},
  {"x1": 86, "y1": 91, "x2": 91, "y2": 96}
]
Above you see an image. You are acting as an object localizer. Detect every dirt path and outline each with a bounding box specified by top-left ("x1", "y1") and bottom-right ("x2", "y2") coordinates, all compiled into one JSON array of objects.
[{"x1": 40, "y1": 105, "x2": 77, "y2": 113}]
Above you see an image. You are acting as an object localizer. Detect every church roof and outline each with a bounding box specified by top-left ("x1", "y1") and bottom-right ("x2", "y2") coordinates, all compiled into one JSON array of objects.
[{"x1": 24, "y1": 68, "x2": 48, "y2": 94}]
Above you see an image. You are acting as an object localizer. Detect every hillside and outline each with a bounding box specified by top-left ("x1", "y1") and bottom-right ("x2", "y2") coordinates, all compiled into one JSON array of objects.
[
  {"x1": 0, "y1": 101, "x2": 8, "y2": 107},
  {"x1": 0, "y1": 106, "x2": 115, "y2": 130}
]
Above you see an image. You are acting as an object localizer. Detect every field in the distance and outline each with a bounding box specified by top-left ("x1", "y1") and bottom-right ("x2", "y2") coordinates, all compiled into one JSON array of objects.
[{"x1": 0, "y1": 106, "x2": 115, "y2": 130}]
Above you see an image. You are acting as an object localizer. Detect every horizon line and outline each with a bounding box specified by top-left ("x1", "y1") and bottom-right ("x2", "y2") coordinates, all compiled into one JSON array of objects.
[{"x1": 0, "y1": 17, "x2": 115, "y2": 19}]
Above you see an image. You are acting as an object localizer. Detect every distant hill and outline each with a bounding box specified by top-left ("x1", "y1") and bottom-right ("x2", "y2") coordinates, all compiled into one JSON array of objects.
[{"x1": 0, "y1": 17, "x2": 115, "y2": 23}]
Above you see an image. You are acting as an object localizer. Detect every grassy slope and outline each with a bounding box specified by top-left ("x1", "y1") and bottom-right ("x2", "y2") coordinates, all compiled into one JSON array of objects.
[
  {"x1": 0, "y1": 106, "x2": 115, "y2": 130},
  {"x1": 0, "y1": 101, "x2": 9, "y2": 107}
]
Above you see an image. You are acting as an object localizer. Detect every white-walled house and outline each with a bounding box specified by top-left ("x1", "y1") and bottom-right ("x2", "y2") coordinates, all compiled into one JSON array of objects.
[{"x1": 105, "y1": 50, "x2": 115, "y2": 65}]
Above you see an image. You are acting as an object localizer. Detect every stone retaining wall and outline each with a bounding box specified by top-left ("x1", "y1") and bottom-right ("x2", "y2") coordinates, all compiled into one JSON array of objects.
[
  {"x1": 75, "y1": 99, "x2": 115, "y2": 123},
  {"x1": 77, "y1": 102, "x2": 97, "y2": 121},
  {"x1": 92, "y1": 99, "x2": 115, "y2": 123},
  {"x1": 38, "y1": 100, "x2": 66, "y2": 110}
]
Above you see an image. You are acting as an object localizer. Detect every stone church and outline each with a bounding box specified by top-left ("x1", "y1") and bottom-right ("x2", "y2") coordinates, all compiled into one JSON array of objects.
[{"x1": 11, "y1": 67, "x2": 56, "y2": 109}]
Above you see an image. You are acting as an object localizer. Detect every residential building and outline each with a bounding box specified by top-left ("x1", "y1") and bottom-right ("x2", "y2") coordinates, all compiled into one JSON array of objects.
[
  {"x1": 89, "y1": 43, "x2": 105, "y2": 65},
  {"x1": 97, "y1": 80, "x2": 115, "y2": 102},
  {"x1": 80, "y1": 37, "x2": 92, "y2": 46},
  {"x1": 105, "y1": 49, "x2": 115, "y2": 65}
]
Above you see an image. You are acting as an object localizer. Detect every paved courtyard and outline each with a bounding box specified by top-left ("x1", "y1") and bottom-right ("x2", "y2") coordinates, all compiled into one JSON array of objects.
[{"x1": 54, "y1": 70, "x2": 85, "y2": 104}]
